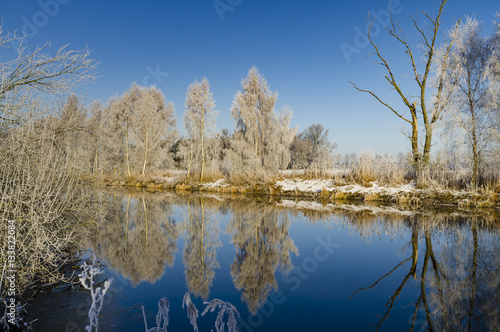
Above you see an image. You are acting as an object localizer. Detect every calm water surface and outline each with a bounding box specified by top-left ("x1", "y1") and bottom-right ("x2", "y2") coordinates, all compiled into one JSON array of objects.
[{"x1": 29, "y1": 191, "x2": 500, "y2": 331}]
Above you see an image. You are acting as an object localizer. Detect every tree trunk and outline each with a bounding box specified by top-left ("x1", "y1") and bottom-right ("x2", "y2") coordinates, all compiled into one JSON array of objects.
[
  {"x1": 187, "y1": 140, "x2": 193, "y2": 182},
  {"x1": 200, "y1": 113, "x2": 205, "y2": 182},
  {"x1": 125, "y1": 128, "x2": 131, "y2": 177},
  {"x1": 142, "y1": 196, "x2": 148, "y2": 245},
  {"x1": 470, "y1": 104, "x2": 479, "y2": 188},
  {"x1": 410, "y1": 225, "x2": 419, "y2": 279},
  {"x1": 467, "y1": 223, "x2": 478, "y2": 330},
  {"x1": 410, "y1": 110, "x2": 420, "y2": 166},
  {"x1": 142, "y1": 130, "x2": 148, "y2": 176},
  {"x1": 423, "y1": 124, "x2": 433, "y2": 166},
  {"x1": 93, "y1": 147, "x2": 99, "y2": 175}
]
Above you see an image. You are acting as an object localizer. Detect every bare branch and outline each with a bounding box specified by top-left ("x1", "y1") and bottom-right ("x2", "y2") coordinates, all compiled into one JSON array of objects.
[{"x1": 349, "y1": 81, "x2": 412, "y2": 124}]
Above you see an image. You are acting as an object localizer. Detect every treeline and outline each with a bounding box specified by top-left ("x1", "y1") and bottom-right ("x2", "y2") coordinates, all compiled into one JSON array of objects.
[
  {"x1": 47, "y1": 66, "x2": 339, "y2": 183},
  {"x1": 33, "y1": 8, "x2": 500, "y2": 190}
]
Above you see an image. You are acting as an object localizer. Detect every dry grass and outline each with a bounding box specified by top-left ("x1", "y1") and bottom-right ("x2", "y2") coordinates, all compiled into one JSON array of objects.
[{"x1": 188, "y1": 168, "x2": 225, "y2": 183}]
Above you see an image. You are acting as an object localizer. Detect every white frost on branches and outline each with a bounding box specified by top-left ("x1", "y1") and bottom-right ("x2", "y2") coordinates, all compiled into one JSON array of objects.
[
  {"x1": 78, "y1": 253, "x2": 113, "y2": 332},
  {"x1": 202, "y1": 298, "x2": 240, "y2": 332},
  {"x1": 142, "y1": 297, "x2": 170, "y2": 332},
  {"x1": 182, "y1": 292, "x2": 199, "y2": 332}
]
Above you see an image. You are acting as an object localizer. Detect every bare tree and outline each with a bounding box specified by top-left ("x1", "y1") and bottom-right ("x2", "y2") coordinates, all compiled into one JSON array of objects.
[
  {"x1": 350, "y1": 0, "x2": 459, "y2": 167},
  {"x1": 289, "y1": 135, "x2": 314, "y2": 169},
  {"x1": 184, "y1": 78, "x2": 217, "y2": 181},
  {"x1": 290, "y1": 124, "x2": 337, "y2": 169},
  {"x1": 302, "y1": 124, "x2": 330, "y2": 154}
]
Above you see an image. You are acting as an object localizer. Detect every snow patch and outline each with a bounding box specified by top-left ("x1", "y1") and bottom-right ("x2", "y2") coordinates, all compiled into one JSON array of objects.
[
  {"x1": 276, "y1": 179, "x2": 419, "y2": 197},
  {"x1": 202, "y1": 179, "x2": 229, "y2": 189},
  {"x1": 276, "y1": 179, "x2": 336, "y2": 193}
]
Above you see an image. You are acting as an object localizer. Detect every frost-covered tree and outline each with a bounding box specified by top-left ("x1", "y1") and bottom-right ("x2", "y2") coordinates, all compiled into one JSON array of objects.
[
  {"x1": 88, "y1": 100, "x2": 104, "y2": 175},
  {"x1": 106, "y1": 91, "x2": 134, "y2": 176},
  {"x1": 133, "y1": 85, "x2": 176, "y2": 175},
  {"x1": 487, "y1": 13, "x2": 500, "y2": 169},
  {"x1": 228, "y1": 67, "x2": 296, "y2": 174},
  {"x1": 0, "y1": 28, "x2": 96, "y2": 127},
  {"x1": 184, "y1": 78, "x2": 218, "y2": 181},
  {"x1": 444, "y1": 16, "x2": 499, "y2": 186},
  {"x1": 57, "y1": 94, "x2": 89, "y2": 170},
  {"x1": 0, "y1": 26, "x2": 101, "y2": 297},
  {"x1": 104, "y1": 84, "x2": 176, "y2": 176}
]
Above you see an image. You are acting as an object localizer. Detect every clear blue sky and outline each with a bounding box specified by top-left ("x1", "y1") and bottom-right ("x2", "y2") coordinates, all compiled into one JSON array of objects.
[{"x1": 1, "y1": 0, "x2": 498, "y2": 155}]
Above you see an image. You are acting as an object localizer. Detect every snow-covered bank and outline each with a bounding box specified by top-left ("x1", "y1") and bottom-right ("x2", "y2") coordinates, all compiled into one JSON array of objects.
[
  {"x1": 274, "y1": 178, "x2": 497, "y2": 208},
  {"x1": 97, "y1": 175, "x2": 499, "y2": 208}
]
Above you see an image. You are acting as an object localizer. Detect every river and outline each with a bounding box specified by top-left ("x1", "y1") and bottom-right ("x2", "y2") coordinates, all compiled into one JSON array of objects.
[{"x1": 27, "y1": 190, "x2": 500, "y2": 331}]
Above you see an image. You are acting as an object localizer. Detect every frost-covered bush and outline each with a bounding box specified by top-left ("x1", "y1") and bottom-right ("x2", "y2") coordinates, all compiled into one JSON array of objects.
[
  {"x1": 142, "y1": 297, "x2": 170, "y2": 332},
  {"x1": 182, "y1": 292, "x2": 199, "y2": 332},
  {"x1": 202, "y1": 299, "x2": 240, "y2": 332},
  {"x1": 79, "y1": 254, "x2": 113, "y2": 332},
  {"x1": 0, "y1": 301, "x2": 33, "y2": 331}
]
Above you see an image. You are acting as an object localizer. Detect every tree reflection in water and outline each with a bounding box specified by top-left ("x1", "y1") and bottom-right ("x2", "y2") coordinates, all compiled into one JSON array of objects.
[
  {"x1": 349, "y1": 214, "x2": 500, "y2": 331},
  {"x1": 93, "y1": 191, "x2": 178, "y2": 285},
  {"x1": 183, "y1": 197, "x2": 221, "y2": 300},
  {"x1": 226, "y1": 199, "x2": 298, "y2": 314},
  {"x1": 90, "y1": 191, "x2": 499, "y2": 330}
]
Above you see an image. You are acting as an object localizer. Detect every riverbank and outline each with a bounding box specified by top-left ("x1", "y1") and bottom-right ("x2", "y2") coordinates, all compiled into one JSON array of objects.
[{"x1": 89, "y1": 173, "x2": 499, "y2": 209}]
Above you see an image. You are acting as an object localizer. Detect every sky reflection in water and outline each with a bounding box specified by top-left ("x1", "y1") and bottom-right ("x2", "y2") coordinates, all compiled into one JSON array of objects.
[{"x1": 84, "y1": 191, "x2": 500, "y2": 331}]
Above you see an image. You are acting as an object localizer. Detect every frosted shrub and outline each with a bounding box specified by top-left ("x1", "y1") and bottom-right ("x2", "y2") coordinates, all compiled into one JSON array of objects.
[
  {"x1": 141, "y1": 293, "x2": 238, "y2": 332},
  {"x1": 79, "y1": 253, "x2": 113, "y2": 332},
  {"x1": 0, "y1": 301, "x2": 34, "y2": 331},
  {"x1": 202, "y1": 299, "x2": 240, "y2": 332},
  {"x1": 142, "y1": 297, "x2": 170, "y2": 332},
  {"x1": 182, "y1": 292, "x2": 199, "y2": 332},
  {"x1": 352, "y1": 152, "x2": 376, "y2": 184}
]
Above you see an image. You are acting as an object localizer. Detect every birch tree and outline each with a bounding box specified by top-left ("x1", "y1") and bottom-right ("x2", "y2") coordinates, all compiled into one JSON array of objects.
[
  {"x1": 229, "y1": 67, "x2": 296, "y2": 173},
  {"x1": 444, "y1": 17, "x2": 498, "y2": 187},
  {"x1": 489, "y1": 13, "x2": 500, "y2": 165},
  {"x1": 350, "y1": 0, "x2": 459, "y2": 167},
  {"x1": 133, "y1": 85, "x2": 176, "y2": 176},
  {"x1": 107, "y1": 91, "x2": 135, "y2": 176},
  {"x1": 231, "y1": 67, "x2": 276, "y2": 158},
  {"x1": 88, "y1": 100, "x2": 104, "y2": 175},
  {"x1": 57, "y1": 94, "x2": 89, "y2": 171},
  {"x1": 105, "y1": 84, "x2": 176, "y2": 176},
  {"x1": 184, "y1": 78, "x2": 217, "y2": 181}
]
